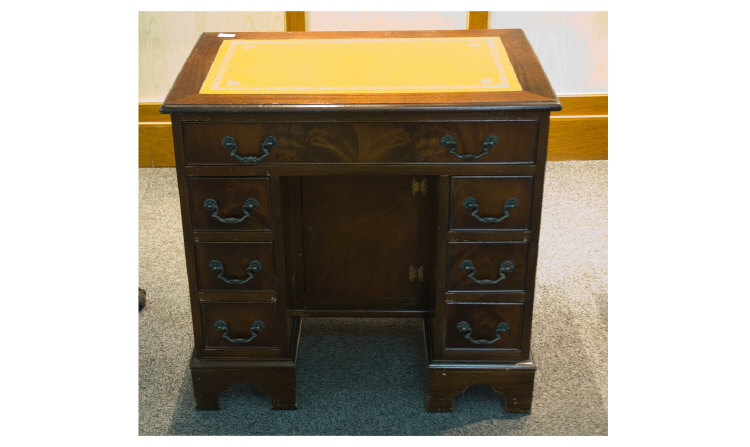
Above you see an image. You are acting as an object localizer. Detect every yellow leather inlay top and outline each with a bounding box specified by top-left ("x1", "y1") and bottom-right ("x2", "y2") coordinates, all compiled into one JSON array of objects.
[{"x1": 199, "y1": 37, "x2": 521, "y2": 95}]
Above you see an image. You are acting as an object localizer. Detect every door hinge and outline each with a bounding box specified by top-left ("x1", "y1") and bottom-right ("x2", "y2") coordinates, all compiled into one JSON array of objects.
[
  {"x1": 409, "y1": 265, "x2": 425, "y2": 282},
  {"x1": 411, "y1": 178, "x2": 427, "y2": 196}
]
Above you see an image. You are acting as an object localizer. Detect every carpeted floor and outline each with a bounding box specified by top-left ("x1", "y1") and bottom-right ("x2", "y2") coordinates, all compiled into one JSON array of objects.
[{"x1": 138, "y1": 160, "x2": 608, "y2": 435}]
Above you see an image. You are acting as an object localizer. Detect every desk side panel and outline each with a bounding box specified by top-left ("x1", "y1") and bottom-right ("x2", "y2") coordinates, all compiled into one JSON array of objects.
[{"x1": 169, "y1": 117, "x2": 205, "y2": 352}]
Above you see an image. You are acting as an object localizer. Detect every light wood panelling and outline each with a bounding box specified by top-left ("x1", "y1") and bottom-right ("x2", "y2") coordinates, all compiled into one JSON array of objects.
[
  {"x1": 549, "y1": 116, "x2": 607, "y2": 160},
  {"x1": 139, "y1": 102, "x2": 169, "y2": 123},
  {"x1": 139, "y1": 123, "x2": 175, "y2": 167},
  {"x1": 139, "y1": 101, "x2": 173, "y2": 166},
  {"x1": 139, "y1": 12, "x2": 284, "y2": 102},
  {"x1": 549, "y1": 94, "x2": 607, "y2": 160},
  {"x1": 139, "y1": 94, "x2": 607, "y2": 166},
  {"x1": 554, "y1": 94, "x2": 607, "y2": 116},
  {"x1": 285, "y1": 12, "x2": 306, "y2": 31},
  {"x1": 467, "y1": 12, "x2": 489, "y2": 29}
]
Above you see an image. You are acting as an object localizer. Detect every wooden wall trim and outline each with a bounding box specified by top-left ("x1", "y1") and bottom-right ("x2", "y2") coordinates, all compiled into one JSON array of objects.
[
  {"x1": 467, "y1": 12, "x2": 489, "y2": 30},
  {"x1": 285, "y1": 12, "x2": 306, "y2": 32},
  {"x1": 554, "y1": 94, "x2": 607, "y2": 117},
  {"x1": 549, "y1": 94, "x2": 607, "y2": 160},
  {"x1": 138, "y1": 94, "x2": 607, "y2": 167}
]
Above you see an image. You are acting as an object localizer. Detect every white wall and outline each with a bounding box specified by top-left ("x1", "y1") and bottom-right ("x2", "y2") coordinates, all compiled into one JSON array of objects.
[
  {"x1": 139, "y1": 12, "x2": 284, "y2": 102},
  {"x1": 307, "y1": 11, "x2": 467, "y2": 31},
  {"x1": 489, "y1": 11, "x2": 607, "y2": 94},
  {"x1": 138, "y1": 11, "x2": 607, "y2": 101}
]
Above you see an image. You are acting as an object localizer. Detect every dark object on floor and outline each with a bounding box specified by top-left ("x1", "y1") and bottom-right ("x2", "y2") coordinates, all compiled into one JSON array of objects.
[{"x1": 139, "y1": 287, "x2": 147, "y2": 311}]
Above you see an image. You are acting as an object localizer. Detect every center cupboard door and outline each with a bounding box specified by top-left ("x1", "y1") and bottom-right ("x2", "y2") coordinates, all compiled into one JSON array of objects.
[{"x1": 300, "y1": 176, "x2": 433, "y2": 311}]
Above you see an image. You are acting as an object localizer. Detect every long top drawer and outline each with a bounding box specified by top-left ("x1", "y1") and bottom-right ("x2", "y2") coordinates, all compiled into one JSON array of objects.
[{"x1": 182, "y1": 120, "x2": 539, "y2": 165}]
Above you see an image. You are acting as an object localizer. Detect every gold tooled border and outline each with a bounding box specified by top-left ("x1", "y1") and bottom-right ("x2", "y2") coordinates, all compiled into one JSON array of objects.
[{"x1": 199, "y1": 37, "x2": 522, "y2": 94}]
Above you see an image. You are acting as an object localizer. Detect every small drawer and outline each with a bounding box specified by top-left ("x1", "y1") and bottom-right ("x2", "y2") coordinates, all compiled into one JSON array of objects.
[
  {"x1": 450, "y1": 176, "x2": 533, "y2": 231},
  {"x1": 188, "y1": 177, "x2": 272, "y2": 231},
  {"x1": 195, "y1": 242, "x2": 275, "y2": 292},
  {"x1": 415, "y1": 121, "x2": 537, "y2": 163},
  {"x1": 183, "y1": 122, "x2": 304, "y2": 165},
  {"x1": 444, "y1": 302, "x2": 523, "y2": 351},
  {"x1": 201, "y1": 302, "x2": 278, "y2": 349},
  {"x1": 447, "y1": 242, "x2": 528, "y2": 292}
]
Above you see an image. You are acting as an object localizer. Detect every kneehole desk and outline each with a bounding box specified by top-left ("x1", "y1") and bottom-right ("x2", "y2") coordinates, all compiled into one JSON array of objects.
[{"x1": 160, "y1": 29, "x2": 560, "y2": 412}]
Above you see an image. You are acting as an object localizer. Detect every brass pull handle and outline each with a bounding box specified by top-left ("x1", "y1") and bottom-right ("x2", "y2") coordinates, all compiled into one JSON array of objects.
[
  {"x1": 203, "y1": 198, "x2": 259, "y2": 224},
  {"x1": 221, "y1": 135, "x2": 277, "y2": 164},
  {"x1": 441, "y1": 134, "x2": 498, "y2": 160},
  {"x1": 209, "y1": 260, "x2": 262, "y2": 285},
  {"x1": 214, "y1": 320, "x2": 265, "y2": 344},
  {"x1": 463, "y1": 197, "x2": 519, "y2": 224},
  {"x1": 456, "y1": 321, "x2": 510, "y2": 345},
  {"x1": 460, "y1": 260, "x2": 514, "y2": 285}
]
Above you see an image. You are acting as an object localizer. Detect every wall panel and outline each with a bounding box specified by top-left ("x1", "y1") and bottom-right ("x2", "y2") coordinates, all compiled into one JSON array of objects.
[
  {"x1": 489, "y1": 11, "x2": 607, "y2": 94},
  {"x1": 139, "y1": 11, "x2": 284, "y2": 101},
  {"x1": 308, "y1": 11, "x2": 467, "y2": 31}
]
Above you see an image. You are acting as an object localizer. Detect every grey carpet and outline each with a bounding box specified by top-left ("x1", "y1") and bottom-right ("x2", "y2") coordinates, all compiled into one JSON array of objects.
[{"x1": 138, "y1": 160, "x2": 608, "y2": 435}]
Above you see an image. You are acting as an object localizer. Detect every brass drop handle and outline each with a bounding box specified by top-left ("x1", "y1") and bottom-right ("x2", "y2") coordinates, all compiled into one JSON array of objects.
[
  {"x1": 460, "y1": 260, "x2": 514, "y2": 285},
  {"x1": 214, "y1": 320, "x2": 265, "y2": 344},
  {"x1": 441, "y1": 134, "x2": 498, "y2": 160},
  {"x1": 456, "y1": 320, "x2": 510, "y2": 345},
  {"x1": 203, "y1": 198, "x2": 259, "y2": 224},
  {"x1": 463, "y1": 197, "x2": 519, "y2": 224},
  {"x1": 209, "y1": 260, "x2": 262, "y2": 285},
  {"x1": 221, "y1": 135, "x2": 277, "y2": 163}
]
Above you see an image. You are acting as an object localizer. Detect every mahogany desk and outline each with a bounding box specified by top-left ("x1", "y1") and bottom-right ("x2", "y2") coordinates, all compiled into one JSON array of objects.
[{"x1": 160, "y1": 29, "x2": 560, "y2": 412}]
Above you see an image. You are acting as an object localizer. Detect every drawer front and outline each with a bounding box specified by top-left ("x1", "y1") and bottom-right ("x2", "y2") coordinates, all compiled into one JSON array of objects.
[
  {"x1": 195, "y1": 242, "x2": 275, "y2": 292},
  {"x1": 182, "y1": 121, "x2": 536, "y2": 165},
  {"x1": 188, "y1": 178, "x2": 272, "y2": 231},
  {"x1": 183, "y1": 123, "x2": 305, "y2": 165},
  {"x1": 447, "y1": 242, "x2": 528, "y2": 292},
  {"x1": 416, "y1": 121, "x2": 537, "y2": 163},
  {"x1": 444, "y1": 303, "x2": 524, "y2": 351},
  {"x1": 201, "y1": 302, "x2": 278, "y2": 349},
  {"x1": 298, "y1": 123, "x2": 418, "y2": 163},
  {"x1": 450, "y1": 176, "x2": 533, "y2": 231}
]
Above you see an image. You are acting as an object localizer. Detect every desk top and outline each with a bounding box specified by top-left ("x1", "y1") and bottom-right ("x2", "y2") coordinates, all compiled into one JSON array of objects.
[
  {"x1": 161, "y1": 29, "x2": 559, "y2": 113},
  {"x1": 199, "y1": 36, "x2": 522, "y2": 95}
]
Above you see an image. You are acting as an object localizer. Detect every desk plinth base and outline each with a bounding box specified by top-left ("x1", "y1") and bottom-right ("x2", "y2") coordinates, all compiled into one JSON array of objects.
[
  {"x1": 426, "y1": 358, "x2": 536, "y2": 413},
  {"x1": 189, "y1": 354, "x2": 297, "y2": 410}
]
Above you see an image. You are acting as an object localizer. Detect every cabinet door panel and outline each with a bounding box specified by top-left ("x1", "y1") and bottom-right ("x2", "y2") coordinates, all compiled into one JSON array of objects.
[{"x1": 301, "y1": 176, "x2": 432, "y2": 310}]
